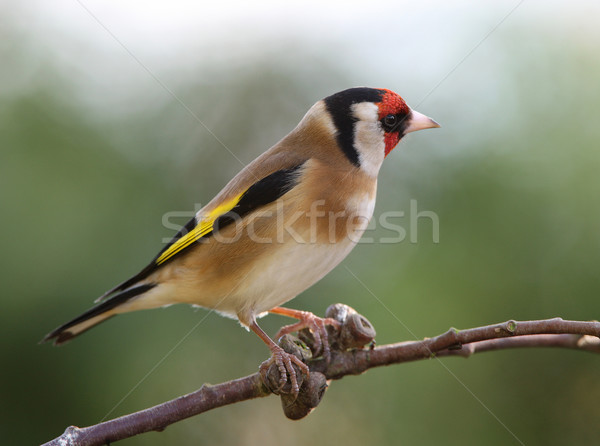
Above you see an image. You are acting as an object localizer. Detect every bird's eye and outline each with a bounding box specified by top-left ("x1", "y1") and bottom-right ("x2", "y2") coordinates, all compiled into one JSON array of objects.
[{"x1": 382, "y1": 114, "x2": 397, "y2": 130}]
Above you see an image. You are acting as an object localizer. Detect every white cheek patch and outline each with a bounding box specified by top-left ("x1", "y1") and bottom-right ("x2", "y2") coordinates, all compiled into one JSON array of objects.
[
  {"x1": 352, "y1": 101, "x2": 379, "y2": 121},
  {"x1": 351, "y1": 102, "x2": 385, "y2": 178}
]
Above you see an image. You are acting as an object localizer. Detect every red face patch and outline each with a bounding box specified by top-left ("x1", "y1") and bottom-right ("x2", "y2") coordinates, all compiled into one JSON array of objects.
[{"x1": 376, "y1": 89, "x2": 410, "y2": 157}]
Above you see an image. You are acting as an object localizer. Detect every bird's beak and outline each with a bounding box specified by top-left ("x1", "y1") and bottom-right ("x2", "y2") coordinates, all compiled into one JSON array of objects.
[{"x1": 404, "y1": 109, "x2": 440, "y2": 134}]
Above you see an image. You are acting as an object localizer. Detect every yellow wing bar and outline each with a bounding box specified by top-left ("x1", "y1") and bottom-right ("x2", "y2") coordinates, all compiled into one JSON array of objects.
[{"x1": 155, "y1": 192, "x2": 244, "y2": 265}]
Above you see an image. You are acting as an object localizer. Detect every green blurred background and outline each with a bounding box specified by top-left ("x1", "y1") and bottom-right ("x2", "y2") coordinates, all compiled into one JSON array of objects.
[{"x1": 2, "y1": 1, "x2": 600, "y2": 444}]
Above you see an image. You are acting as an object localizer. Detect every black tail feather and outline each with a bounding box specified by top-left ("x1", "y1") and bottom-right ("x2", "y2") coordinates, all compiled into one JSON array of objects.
[{"x1": 42, "y1": 283, "x2": 156, "y2": 345}]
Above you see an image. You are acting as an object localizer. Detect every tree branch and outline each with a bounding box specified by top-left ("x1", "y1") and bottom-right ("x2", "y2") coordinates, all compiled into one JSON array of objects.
[{"x1": 43, "y1": 306, "x2": 600, "y2": 446}]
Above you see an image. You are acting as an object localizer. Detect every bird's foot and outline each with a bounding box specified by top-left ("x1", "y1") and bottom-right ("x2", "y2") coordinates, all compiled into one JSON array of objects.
[
  {"x1": 274, "y1": 310, "x2": 341, "y2": 359},
  {"x1": 259, "y1": 344, "x2": 310, "y2": 397}
]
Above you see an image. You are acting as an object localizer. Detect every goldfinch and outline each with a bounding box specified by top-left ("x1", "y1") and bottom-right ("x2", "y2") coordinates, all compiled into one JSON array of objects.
[{"x1": 43, "y1": 87, "x2": 439, "y2": 392}]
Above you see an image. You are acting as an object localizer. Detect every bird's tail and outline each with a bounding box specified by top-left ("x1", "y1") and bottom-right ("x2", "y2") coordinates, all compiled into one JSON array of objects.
[{"x1": 41, "y1": 284, "x2": 156, "y2": 346}]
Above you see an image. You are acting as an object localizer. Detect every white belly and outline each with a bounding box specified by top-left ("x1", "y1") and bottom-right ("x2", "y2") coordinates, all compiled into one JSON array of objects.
[{"x1": 247, "y1": 236, "x2": 358, "y2": 314}]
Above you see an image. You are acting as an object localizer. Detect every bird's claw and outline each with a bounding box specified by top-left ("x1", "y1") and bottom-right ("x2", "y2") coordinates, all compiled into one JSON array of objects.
[
  {"x1": 260, "y1": 345, "x2": 309, "y2": 397},
  {"x1": 275, "y1": 311, "x2": 340, "y2": 360}
]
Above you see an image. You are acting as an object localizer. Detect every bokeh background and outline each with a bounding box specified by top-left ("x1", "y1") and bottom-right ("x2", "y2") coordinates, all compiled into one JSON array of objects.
[{"x1": 2, "y1": 1, "x2": 600, "y2": 444}]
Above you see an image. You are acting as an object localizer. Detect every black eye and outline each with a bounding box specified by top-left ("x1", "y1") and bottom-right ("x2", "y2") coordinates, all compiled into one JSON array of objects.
[{"x1": 382, "y1": 114, "x2": 397, "y2": 130}]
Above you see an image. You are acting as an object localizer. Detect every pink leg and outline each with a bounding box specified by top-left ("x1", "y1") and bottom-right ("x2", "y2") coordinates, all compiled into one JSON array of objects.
[
  {"x1": 270, "y1": 307, "x2": 341, "y2": 358},
  {"x1": 249, "y1": 318, "x2": 309, "y2": 396}
]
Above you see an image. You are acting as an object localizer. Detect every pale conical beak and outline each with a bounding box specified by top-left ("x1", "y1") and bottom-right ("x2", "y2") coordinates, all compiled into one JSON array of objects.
[{"x1": 404, "y1": 109, "x2": 440, "y2": 134}]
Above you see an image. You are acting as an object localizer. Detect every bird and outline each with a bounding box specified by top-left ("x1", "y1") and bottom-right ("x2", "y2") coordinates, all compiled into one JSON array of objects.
[{"x1": 42, "y1": 87, "x2": 439, "y2": 394}]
